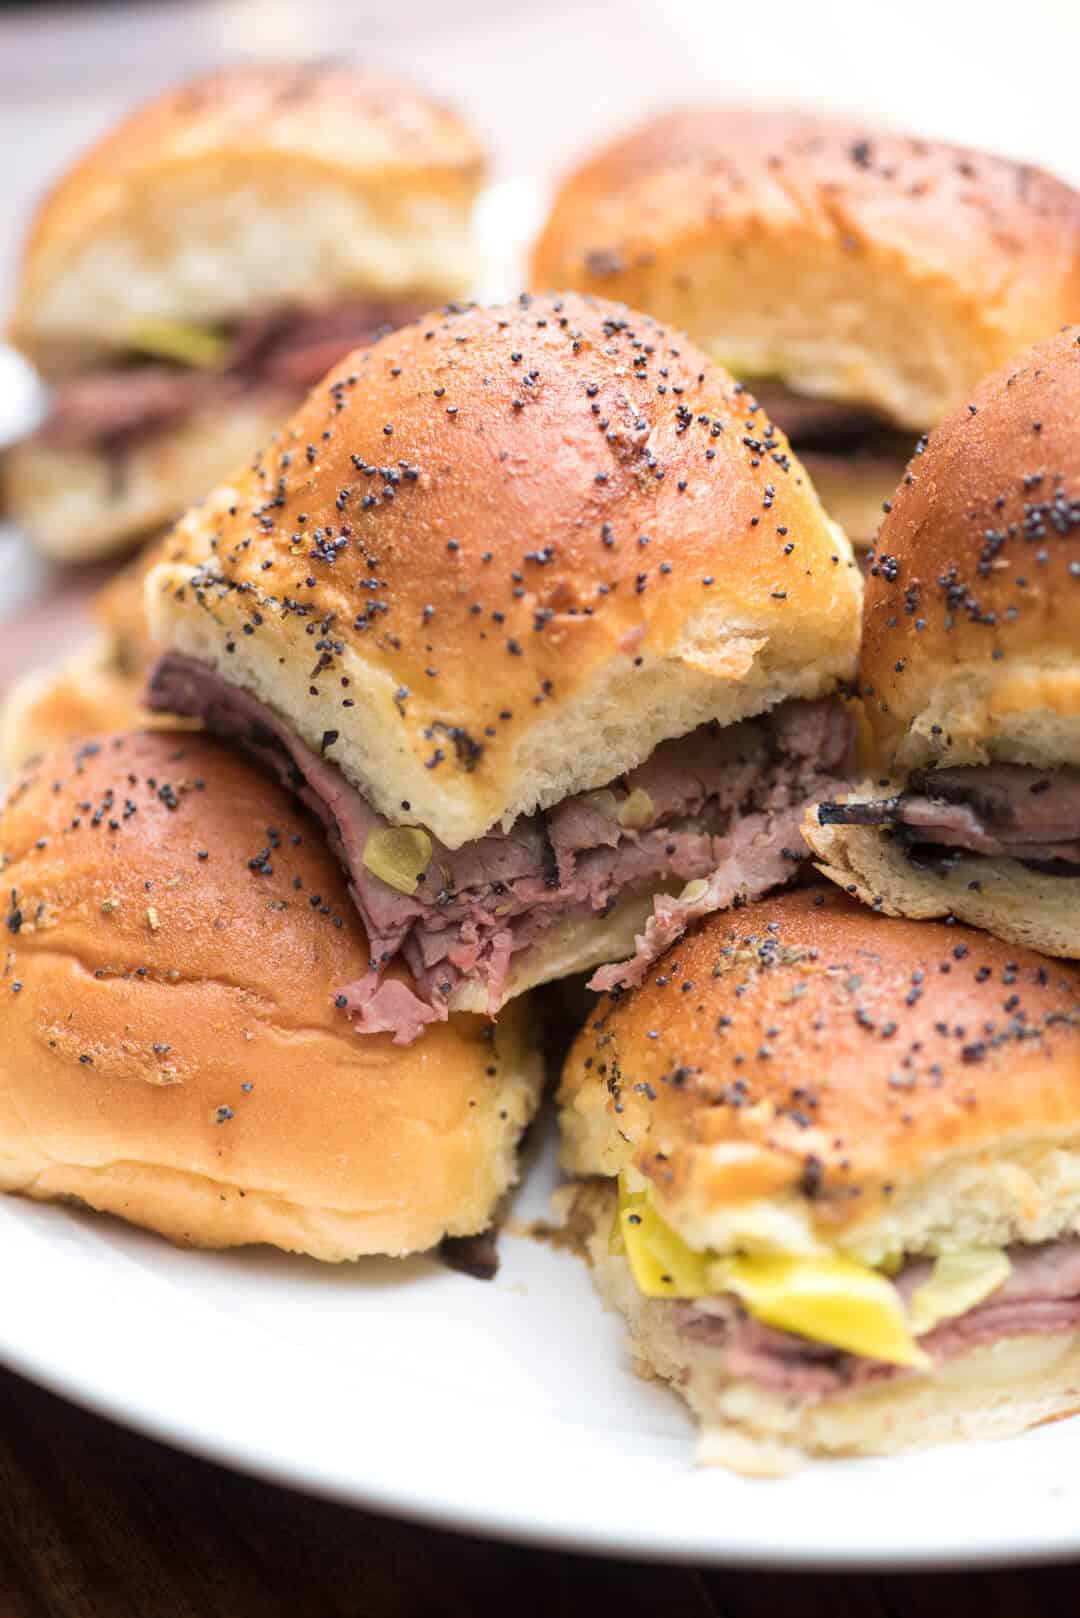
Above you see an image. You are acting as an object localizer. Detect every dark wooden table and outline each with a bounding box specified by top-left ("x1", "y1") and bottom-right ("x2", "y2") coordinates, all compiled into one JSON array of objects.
[{"x1": 0, "y1": 1362, "x2": 1073, "y2": 1617}]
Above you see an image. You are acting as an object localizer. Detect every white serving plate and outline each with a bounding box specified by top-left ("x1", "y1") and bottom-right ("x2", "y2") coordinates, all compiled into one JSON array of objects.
[
  {"x1": 2, "y1": 1113, "x2": 1080, "y2": 1570},
  {"x1": 3, "y1": 157, "x2": 1080, "y2": 1569}
]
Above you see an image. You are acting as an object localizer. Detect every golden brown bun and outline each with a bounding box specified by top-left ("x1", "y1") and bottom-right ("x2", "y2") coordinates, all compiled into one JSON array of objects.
[
  {"x1": 147, "y1": 293, "x2": 862, "y2": 850},
  {"x1": 0, "y1": 731, "x2": 542, "y2": 1258},
  {"x1": 92, "y1": 536, "x2": 161, "y2": 663},
  {"x1": 2, "y1": 392, "x2": 295, "y2": 560},
  {"x1": 559, "y1": 886, "x2": 1080, "y2": 1265},
  {"x1": 803, "y1": 790, "x2": 1080, "y2": 961},
  {"x1": 859, "y1": 326, "x2": 1080, "y2": 773},
  {"x1": 11, "y1": 64, "x2": 485, "y2": 373},
  {"x1": 1, "y1": 634, "x2": 151, "y2": 774},
  {"x1": 1, "y1": 537, "x2": 176, "y2": 774},
  {"x1": 531, "y1": 107, "x2": 1080, "y2": 431},
  {"x1": 581, "y1": 1185, "x2": 1080, "y2": 1473}
]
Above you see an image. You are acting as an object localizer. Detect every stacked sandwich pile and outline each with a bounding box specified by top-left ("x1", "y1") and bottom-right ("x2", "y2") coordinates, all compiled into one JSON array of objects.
[{"x1": 4, "y1": 75, "x2": 1080, "y2": 1476}]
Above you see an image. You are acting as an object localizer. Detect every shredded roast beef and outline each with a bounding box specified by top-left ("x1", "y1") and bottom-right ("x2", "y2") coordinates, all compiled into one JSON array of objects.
[
  {"x1": 148, "y1": 653, "x2": 854, "y2": 1040},
  {"x1": 749, "y1": 382, "x2": 891, "y2": 450},
  {"x1": 748, "y1": 380, "x2": 914, "y2": 461},
  {"x1": 818, "y1": 765, "x2": 1080, "y2": 867},
  {"x1": 673, "y1": 1235, "x2": 1080, "y2": 1400},
  {"x1": 37, "y1": 300, "x2": 427, "y2": 452}
]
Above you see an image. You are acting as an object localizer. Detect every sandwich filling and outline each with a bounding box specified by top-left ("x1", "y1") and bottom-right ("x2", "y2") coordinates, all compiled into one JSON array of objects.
[
  {"x1": 148, "y1": 654, "x2": 853, "y2": 1040},
  {"x1": 817, "y1": 765, "x2": 1080, "y2": 872},
  {"x1": 610, "y1": 1181, "x2": 1080, "y2": 1400},
  {"x1": 32, "y1": 301, "x2": 427, "y2": 455}
]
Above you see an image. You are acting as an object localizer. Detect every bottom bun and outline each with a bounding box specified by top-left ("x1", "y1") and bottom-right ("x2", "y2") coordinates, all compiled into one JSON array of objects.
[
  {"x1": 579, "y1": 1185, "x2": 1080, "y2": 1474},
  {"x1": 802, "y1": 799, "x2": 1080, "y2": 959},
  {"x1": 3, "y1": 393, "x2": 295, "y2": 561},
  {"x1": 0, "y1": 730, "x2": 544, "y2": 1259},
  {"x1": 0, "y1": 996, "x2": 542, "y2": 1262}
]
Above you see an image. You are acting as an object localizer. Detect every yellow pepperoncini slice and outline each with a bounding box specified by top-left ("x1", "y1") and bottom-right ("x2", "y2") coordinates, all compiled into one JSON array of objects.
[
  {"x1": 613, "y1": 1180, "x2": 710, "y2": 1297},
  {"x1": 362, "y1": 827, "x2": 433, "y2": 896},
  {"x1": 129, "y1": 318, "x2": 229, "y2": 369},
  {"x1": 708, "y1": 1253, "x2": 930, "y2": 1368},
  {"x1": 907, "y1": 1249, "x2": 1012, "y2": 1337}
]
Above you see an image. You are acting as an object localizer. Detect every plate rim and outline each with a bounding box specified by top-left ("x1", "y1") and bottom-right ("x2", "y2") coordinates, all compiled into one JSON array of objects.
[{"x1": 3, "y1": 1197, "x2": 1080, "y2": 1571}]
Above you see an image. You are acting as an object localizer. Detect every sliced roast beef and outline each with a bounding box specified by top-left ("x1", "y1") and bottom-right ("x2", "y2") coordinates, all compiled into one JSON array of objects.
[
  {"x1": 817, "y1": 764, "x2": 1080, "y2": 866},
  {"x1": 147, "y1": 653, "x2": 853, "y2": 1041},
  {"x1": 747, "y1": 381, "x2": 915, "y2": 464},
  {"x1": 36, "y1": 299, "x2": 427, "y2": 453},
  {"x1": 673, "y1": 1234, "x2": 1080, "y2": 1402},
  {"x1": 40, "y1": 366, "x2": 232, "y2": 451},
  {"x1": 749, "y1": 382, "x2": 892, "y2": 450}
]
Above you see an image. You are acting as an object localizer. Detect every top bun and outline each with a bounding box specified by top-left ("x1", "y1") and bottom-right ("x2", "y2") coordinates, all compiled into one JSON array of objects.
[
  {"x1": 559, "y1": 886, "x2": 1080, "y2": 1264},
  {"x1": 860, "y1": 326, "x2": 1080, "y2": 773},
  {"x1": 146, "y1": 292, "x2": 862, "y2": 851},
  {"x1": 11, "y1": 63, "x2": 486, "y2": 373},
  {"x1": 531, "y1": 106, "x2": 1080, "y2": 430}
]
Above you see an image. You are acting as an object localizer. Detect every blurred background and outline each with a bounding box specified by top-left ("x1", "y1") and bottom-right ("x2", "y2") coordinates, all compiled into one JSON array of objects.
[{"x1": 5, "y1": 0, "x2": 1080, "y2": 325}]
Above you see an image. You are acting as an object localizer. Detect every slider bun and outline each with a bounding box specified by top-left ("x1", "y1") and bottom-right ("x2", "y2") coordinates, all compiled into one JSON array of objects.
[
  {"x1": 1, "y1": 536, "x2": 165, "y2": 772},
  {"x1": 803, "y1": 793, "x2": 1080, "y2": 960},
  {"x1": 582, "y1": 1184, "x2": 1080, "y2": 1472},
  {"x1": 11, "y1": 63, "x2": 485, "y2": 374},
  {"x1": 1, "y1": 633, "x2": 152, "y2": 773},
  {"x1": 860, "y1": 327, "x2": 1080, "y2": 774},
  {"x1": 147, "y1": 292, "x2": 861, "y2": 851},
  {"x1": 531, "y1": 106, "x2": 1080, "y2": 430},
  {"x1": 559, "y1": 886, "x2": 1080, "y2": 1265},
  {"x1": 3, "y1": 392, "x2": 294, "y2": 560},
  {"x1": 0, "y1": 730, "x2": 542, "y2": 1259}
]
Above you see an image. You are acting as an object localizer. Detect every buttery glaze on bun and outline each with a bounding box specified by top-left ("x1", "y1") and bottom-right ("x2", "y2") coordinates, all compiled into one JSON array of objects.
[
  {"x1": 857, "y1": 326, "x2": 1080, "y2": 772},
  {"x1": 561, "y1": 889, "x2": 1080, "y2": 1255},
  {"x1": 530, "y1": 106, "x2": 1080, "y2": 430},
  {"x1": 147, "y1": 292, "x2": 862, "y2": 853},
  {"x1": 559, "y1": 888, "x2": 1080, "y2": 1469},
  {"x1": 11, "y1": 63, "x2": 486, "y2": 373},
  {"x1": 0, "y1": 731, "x2": 542, "y2": 1259},
  {"x1": 804, "y1": 327, "x2": 1080, "y2": 955}
]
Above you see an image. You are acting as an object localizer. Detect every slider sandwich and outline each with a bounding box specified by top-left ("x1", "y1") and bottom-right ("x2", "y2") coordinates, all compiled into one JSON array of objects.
[
  {"x1": 559, "y1": 887, "x2": 1080, "y2": 1472},
  {"x1": 531, "y1": 107, "x2": 1080, "y2": 547},
  {"x1": 0, "y1": 730, "x2": 542, "y2": 1257},
  {"x1": 4, "y1": 63, "x2": 486, "y2": 560},
  {"x1": 806, "y1": 326, "x2": 1080, "y2": 957},
  {"x1": 144, "y1": 293, "x2": 862, "y2": 1042}
]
